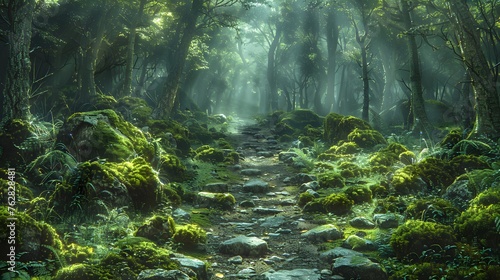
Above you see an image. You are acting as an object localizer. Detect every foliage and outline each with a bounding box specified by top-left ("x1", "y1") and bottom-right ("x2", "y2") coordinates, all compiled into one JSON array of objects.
[
  {"x1": 317, "y1": 172, "x2": 345, "y2": 189},
  {"x1": 455, "y1": 204, "x2": 500, "y2": 250},
  {"x1": 324, "y1": 113, "x2": 371, "y2": 144},
  {"x1": 298, "y1": 191, "x2": 315, "y2": 207},
  {"x1": 195, "y1": 145, "x2": 225, "y2": 163},
  {"x1": 344, "y1": 186, "x2": 372, "y2": 204},
  {"x1": 347, "y1": 128, "x2": 387, "y2": 149},
  {"x1": 322, "y1": 193, "x2": 354, "y2": 215},
  {"x1": 172, "y1": 224, "x2": 207, "y2": 248},
  {"x1": 404, "y1": 198, "x2": 459, "y2": 225}
]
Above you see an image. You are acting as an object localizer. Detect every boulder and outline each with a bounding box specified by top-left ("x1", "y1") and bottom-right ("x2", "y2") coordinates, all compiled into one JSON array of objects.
[
  {"x1": 220, "y1": 236, "x2": 268, "y2": 257},
  {"x1": 243, "y1": 179, "x2": 269, "y2": 193},
  {"x1": 301, "y1": 224, "x2": 343, "y2": 243},
  {"x1": 264, "y1": 269, "x2": 321, "y2": 280},
  {"x1": 332, "y1": 256, "x2": 387, "y2": 280},
  {"x1": 137, "y1": 269, "x2": 190, "y2": 280}
]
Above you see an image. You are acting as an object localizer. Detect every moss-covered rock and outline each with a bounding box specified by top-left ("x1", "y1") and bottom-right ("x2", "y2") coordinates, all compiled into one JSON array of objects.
[
  {"x1": 390, "y1": 220, "x2": 456, "y2": 262},
  {"x1": 54, "y1": 263, "x2": 109, "y2": 280},
  {"x1": 455, "y1": 204, "x2": 500, "y2": 250},
  {"x1": 117, "y1": 96, "x2": 152, "y2": 125},
  {"x1": 278, "y1": 109, "x2": 323, "y2": 131},
  {"x1": 298, "y1": 192, "x2": 316, "y2": 207},
  {"x1": 57, "y1": 110, "x2": 154, "y2": 162},
  {"x1": 62, "y1": 243, "x2": 95, "y2": 264},
  {"x1": 404, "y1": 198, "x2": 459, "y2": 225},
  {"x1": 322, "y1": 193, "x2": 354, "y2": 215},
  {"x1": 0, "y1": 206, "x2": 63, "y2": 262},
  {"x1": 318, "y1": 172, "x2": 345, "y2": 189},
  {"x1": 318, "y1": 142, "x2": 360, "y2": 161},
  {"x1": 196, "y1": 192, "x2": 236, "y2": 210},
  {"x1": 135, "y1": 215, "x2": 176, "y2": 243},
  {"x1": 338, "y1": 162, "x2": 365, "y2": 178},
  {"x1": 344, "y1": 186, "x2": 372, "y2": 204},
  {"x1": 172, "y1": 224, "x2": 207, "y2": 248},
  {"x1": 440, "y1": 129, "x2": 463, "y2": 149},
  {"x1": 195, "y1": 145, "x2": 225, "y2": 163},
  {"x1": 449, "y1": 154, "x2": 491, "y2": 175},
  {"x1": 347, "y1": 128, "x2": 387, "y2": 149},
  {"x1": 324, "y1": 113, "x2": 371, "y2": 144},
  {"x1": 158, "y1": 153, "x2": 187, "y2": 182}
]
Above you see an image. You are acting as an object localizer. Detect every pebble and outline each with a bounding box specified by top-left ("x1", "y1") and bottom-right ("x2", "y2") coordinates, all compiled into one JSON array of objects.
[{"x1": 228, "y1": 255, "x2": 243, "y2": 264}]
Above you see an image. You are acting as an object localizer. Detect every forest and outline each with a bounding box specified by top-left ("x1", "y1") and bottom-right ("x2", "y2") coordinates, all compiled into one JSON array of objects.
[{"x1": 1, "y1": 0, "x2": 500, "y2": 279}]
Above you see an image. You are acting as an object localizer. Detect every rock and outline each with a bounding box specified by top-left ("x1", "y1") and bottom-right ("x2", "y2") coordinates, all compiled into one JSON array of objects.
[
  {"x1": 228, "y1": 255, "x2": 243, "y2": 264},
  {"x1": 172, "y1": 208, "x2": 191, "y2": 222},
  {"x1": 243, "y1": 179, "x2": 269, "y2": 193},
  {"x1": 264, "y1": 269, "x2": 321, "y2": 280},
  {"x1": 260, "y1": 216, "x2": 286, "y2": 228},
  {"x1": 171, "y1": 255, "x2": 208, "y2": 280},
  {"x1": 196, "y1": 192, "x2": 236, "y2": 210},
  {"x1": 299, "y1": 181, "x2": 320, "y2": 192},
  {"x1": 332, "y1": 256, "x2": 387, "y2": 280},
  {"x1": 342, "y1": 235, "x2": 377, "y2": 251},
  {"x1": 253, "y1": 207, "x2": 284, "y2": 215},
  {"x1": 238, "y1": 267, "x2": 256, "y2": 275},
  {"x1": 278, "y1": 152, "x2": 299, "y2": 163},
  {"x1": 240, "y1": 168, "x2": 263, "y2": 176},
  {"x1": 320, "y1": 247, "x2": 364, "y2": 263},
  {"x1": 305, "y1": 189, "x2": 320, "y2": 198},
  {"x1": 443, "y1": 179, "x2": 474, "y2": 211},
  {"x1": 349, "y1": 217, "x2": 375, "y2": 229},
  {"x1": 279, "y1": 198, "x2": 296, "y2": 206},
  {"x1": 283, "y1": 173, "x2": 317, "y2": 185},
  {"x1": 137, "y1": 269, "x2": 190, "y2": 280},
  {"x1": 239, "y1": 200, "x2": 256, "y2": 208},
  {"x1": 373, "y1": 213, "x2": 401, "y2": 229},
  {"x1": 276, "y1": 228, "x2": 292, "y2": 234},
  {"x1": 301, "y1": 224, "x2": 343, "y2": 243},
  {"x1": 220, "y1": 236, "x2": 268, "y2": 257},
  {"x1": 203, "y1": 182, "x2": 229, "y2": 193},
  {"x1": 257, "y1": 151, "x2": 274, "y2": 157}
]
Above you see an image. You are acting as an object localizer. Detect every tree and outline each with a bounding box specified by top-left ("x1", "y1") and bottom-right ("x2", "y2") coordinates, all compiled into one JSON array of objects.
[
  {"x1": 324, "y1": 4, "x2": 340, "y2": 113},
  {"x1": 1, "y1": 0, "x2": 36, "y2": 120},
  {"x1": 447, "y1": 0, "x2": 500, "y2": 139}
]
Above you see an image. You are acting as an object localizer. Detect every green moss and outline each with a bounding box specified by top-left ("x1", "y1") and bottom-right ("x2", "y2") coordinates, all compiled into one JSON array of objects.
[
  {"x1": 398, "y1": 151, "x2": 416, "y2": 165},
  {"x1": 455, "y1": 204, "x2": 500, "y2": 250},
  {"x1": 54, "y1": 263, "x2": 108, "y2": 280},
  {"x1": 278, "y1": 109, "x2": 323, "y2": 130},
  {"x1": 213, "y1": 193, "x2": 236, "y2": 210},
  {"x1": 344, "y1": 186, "x2": 372, "y2": 204},
  {"x1": 373, "y1": 195, "x2": 408, "y2": 214},
  {"x1": 347, "y1": 128, "x2": 387, "y2": 149},
  {"x1": 318, "y1": 172, "x2": 345, "y2": 189},
  {"x1": 303, "y1": 200, "x2": 327, "y2": 213},
  {"x1": 455, "y1": 169, "x2": 499, "y2": 194},
  {"x1": 0, "y1": 206, "x2": 63, "y2": 262},
  {"x1": 389, "y1": 262, "x2": 447, "y2": 280},
  {"x1": 405, "y1": 198, "x2": 459, "y2": 225},
  {"x1": 472, "y1": 187, "x2": 500, "y2": 207},
  {"x1": 450, "y1": 154, "x2": 491, "y2": 175},
  {"x1": 172, "y1": 224, "x2": 207, "y2": 248},
  {"x1": 0, "y1": 119, "x2": 35, "y2": 166},
  {"x1": 440, "y1": 129, "x2": 463, "y2": 149},
  {"x1": 338, "y1": 162, "x2": 365, "y2": 178},
  {"x1": 298, "y1": 192, "x2": 316, "y2": 207},
  {"x1": 324, "y1": 114, "x2": 371, "y2": 144},
  {"x1": 322, "y1": 193, "x2": 353, "y2": 215},
  {"x1": 135, "y1": 215, "x2": 176, "y2": 243},
  {"x1": 390, "y1": 220, "x2": 456, "y2": 262},
  {"x1": 159, "y1": 153, "x2": 187, "y2": 182},
  {"x1": 62, "y1": 243, "x2": 95, "y2": 264},
  {"x1": 117, "y1": 96, "x2": 152, "y2": 125},
  {"x1": 195, "y1": 145, "x2": 225, "y2": 163}
]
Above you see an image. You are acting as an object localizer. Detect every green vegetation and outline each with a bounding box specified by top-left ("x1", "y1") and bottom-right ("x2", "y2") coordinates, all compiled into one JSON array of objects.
[
  {"x1": 172, "y1": 224, "x2": 207, "y2": 248},
  {"x1": 322, "y1": 193, "x2": 354, "y2": 215}
]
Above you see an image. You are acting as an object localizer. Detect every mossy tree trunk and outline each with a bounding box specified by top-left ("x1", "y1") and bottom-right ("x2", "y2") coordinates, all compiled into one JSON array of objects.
[
  {"x1": 267, "y1": 22, "x2": 282, "y2": 113},
  {"x1": 2, "y1": 0, "x2": 35, "y2": 121},
  {"x1": 400, "y1": 0, "x2": 432, "y2": 135},
  {"x1": 447, "y1": 0, "x2": 500, "y2": 139},
  {"x1": 325, "y1": 6, "x2": 340, "y2": 113},
  {"x1": 353, "y1": 16, "x2": 370, "y2": 123}
]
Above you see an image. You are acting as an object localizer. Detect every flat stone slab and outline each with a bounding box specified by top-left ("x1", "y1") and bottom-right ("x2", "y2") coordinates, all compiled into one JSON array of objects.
[
  {"x1": 301, "y1": 224, "x2": 343, "y2": 243},
  {"x1": 332, "y1": 256, "x2": 388, "y2": 280},
  {"x1": 220, "y1": 235, "x2": 268, "y2": 257},
  {"x1": 171, "y1": 256, "x2": 207, "y2": 280},
  {"x1": 320, "y1": 247, "x2": 364, "y2": 263},
  {"x1": 241, "y1": 168, "x2": 263, "y2": 176},
  {"x1": 203, "y1": 182, "x2": 229, "y2": 193},
  {"x1": 373, "y1": 213, "x2": 401, "y2": 229},
  {"x1": 253, "y1": 207, "x2": 284, "y2": 215},
  {"x1": 243, "y1": 179, "x2": 269, "y2": 193},
  {"x1": 264, "y1": 269, "x2": 321, "y2": 280},
  {"x1": 137, "y1": 269, "x2": 190, "y2": 280}
]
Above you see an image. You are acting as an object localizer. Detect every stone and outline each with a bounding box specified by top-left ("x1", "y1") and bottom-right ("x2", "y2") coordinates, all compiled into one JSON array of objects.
[
  {"x1": 196, "y1": 192, "x2": 235, "y2": 210},
  {"x1": 228, "y1": 255, "x2": 243, "y2": 264},
  {"x1": 243, "y1": 179, "x2": 270, "y2": 193},
  {"x1": 342, "y1": 235, "x2": 377, "y2": 251},
  {"x1": 301, "y1": 224, "x2": 343, "y2": 243},
  {"x1": 373, "y1": 213, "x2": 401, "y2": 229},
  {"x1": 260, "y1": 216, "x2": 286, "y2": 228},
  {"x1": 349, "y1": 217, "x2": 375, "y2": 229},
  {"x1": 172, "y1": 208, "x2": 191, "y2": 222},
  {"x1": 238, "y1": 267, "x2": 256, "y2": 275},
  {"x1": 283, "y1": 173, "x2": 317, "y2": 185},
  {"x1": 319, "y1": 247, "x2": 364, "y2": 263},
  {"x1": 257, "y1": 151, "x2": 274, "y2": 157},
  {"x1": 220, "y1": 236, "x2": 268, "y2": 257},
  {"x1": 253, "y1": 207, "x2": 284, "y2": 215},
  {"x1": 137, "y1": 269, "x2": 190, "y2": 280},
  {"x1": 203, "y1": 182, "x2": 229, "y2": 193},
  {"x1": 332, "y1": 256, "x2": 387, "y2": 280},
  {"x1": 276, "y1": 228, "x2": 292, "y2": 234},
  {"x1": 278, "y1": 152, "x2": 299, "y2": 163},
  {"x1": 264, "y1": 269, "x2": 321, "y2": 280},
  {"x1": 299, "y1": 181, "x2": 320, "y2": 192},
  {"x1": 305, "y1": 189, "x2": 320, "y2": 198},
  {"x1": 239, "y1": 200, "x2": 256, "y2": 208},
  {"x1": 240, "y1": 168, "x2": 263, "y2": 176},
  {"x1": 171, "y1": 255, "x2": 208, "y2": 280}
]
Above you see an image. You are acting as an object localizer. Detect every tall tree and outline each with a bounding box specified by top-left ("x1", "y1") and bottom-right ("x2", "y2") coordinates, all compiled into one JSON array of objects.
[
  {"x1": 447, "y1": 0, "x2": 500, "y2": 139},
  {"x1": 1, "y1": 0, "x2": 36, "y2": 120},
  {"x1": 324, "y1": 4, "x2": 340, "y2": 113}
]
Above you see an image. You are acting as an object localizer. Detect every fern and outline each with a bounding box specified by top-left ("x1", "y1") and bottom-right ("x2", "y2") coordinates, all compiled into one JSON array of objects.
[
  {"x1": 495, "y1": 216, "x2": 500, "y2": 234},
  {"x1": 290, "y1": 148, "x2": 315, "y2": 171}
]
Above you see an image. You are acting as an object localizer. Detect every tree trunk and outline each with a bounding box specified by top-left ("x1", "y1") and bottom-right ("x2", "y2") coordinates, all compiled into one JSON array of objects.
[
  {"x1": 400, "y1": 0, "x2": 432, "y2": 134},
  {"x1": 267, "y1": 23, "x2": 282, "y2": 113},
  {"x1": 325, "y1": 7, "x2": 339, "y2": 113},
  {"x1": 448, "y1": 0, "x2": 500, "y2": 139},
  {"x1": 2, "y1": 0, "x2": 36, "y2": 120},
  {"x1": 154, "y1": 0, "x2": 203, "y2": 119},
  {"x1": 121, "y1": 0, "x2": 147, "y2": 98},
  {"x1": 360, "y1": 43, "x2": 370, "y2": 122}
]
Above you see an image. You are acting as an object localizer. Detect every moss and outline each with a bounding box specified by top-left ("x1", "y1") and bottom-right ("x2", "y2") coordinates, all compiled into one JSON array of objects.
[
  {"x1": 172, "y1": 224, "x2": 207, "y2": 248},
  {"x1": 318, "y1": 142, "x2": 360, "y2": 160},
  {"x1": 117, "y1": 96, "x2": 152, "y2": 125},
  {"x1": 213, "y1": 193, "x2": 236, "y2": 210},
  {"x1": 373, "y1": 195, "x2": 408, "y2": 214},
  {"x1": 217, "y1": 138, "x2": 233, "y2": 149},
  {"x1": 324, "y1": 113, "x2": 371, "y2": 144},
  {"x1": 347, "y1": 128, "x2": 387, "y2": 149},
  {"x1": 318, "y1": 172, "x2": 345, "y2": 189},
  {"x1": 454, "y1": 169, "x2": 499, "y2": 194},
  {"x1": 398, "y1": 151, "x2": 416, "y2": 165},
  {"x1": 160, "y1": 186, "x2": 182, "y2": 207},
  {"x1": 390, "y1": 220, "x2": 456, "y2": 262},
  {"x1": 159, "y1": 153, "x2": 187, "y2": 182},
  {"x1": 440, "y1": 129, "x2": 463, "y2": 149},
  {"x1": 63, "y1": 243, "x2": 94, "y2": 264},
  {"x1": 369, "y1": 143, "x2": 410, "y2": 173},
  {"x1": 224, "y1": 151, "x2": 240, "y2": 164},
  {"x1": 472, "y1": 187, "x2": 500, "y2": 207},
  {"x1": 0, "y1": 206, "x2": 63, "y2": 262},
  {"x1": 338, "y1": 162, "x2": 365, "y2": 178},
  {"x1": 54, "y1": 263, "x2": 108, "y2": 280},
  {"x1": 184, "y1": 119, "x2": 213, "y2": 144},
  {"x1": 389, "y1": 262, "x2": 447, "y2": 280},
  {"x1": 303, "y1": 200, "x2": 327, "y2": 213},
  {"x1": 455, "y1": 204, "x2": 500, "y2": 250},
  {"x1": 450, "y1": 154, "x2": 491, "y2": 175},
  {"x1": 344, "y1": 186, "x2": 372, "y2": 204},
  {"x1": 195, "y1": 145, "x2": 225, "y2": 163},
  {"x1": 0, "y1": 119, "x2": 36, "y2": 166},
  {"x1": 298, "y1": 192, "x2": 316, "y2": 207},
  {"x1": 278, "y1": 109, "x2": 323, "y2": 131},
  {"x1": 405, "y1": 198, "x2": 459, "y2": 225},
  {"x1": 135, "y1": 215, "x2": 176, "y2": 243},
  {"x1": 0, "y1": 176, "x2": 33, "y2": 210},
  {"x1": 322, "y1": 193, "x2": 353, "y2": 215}
]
